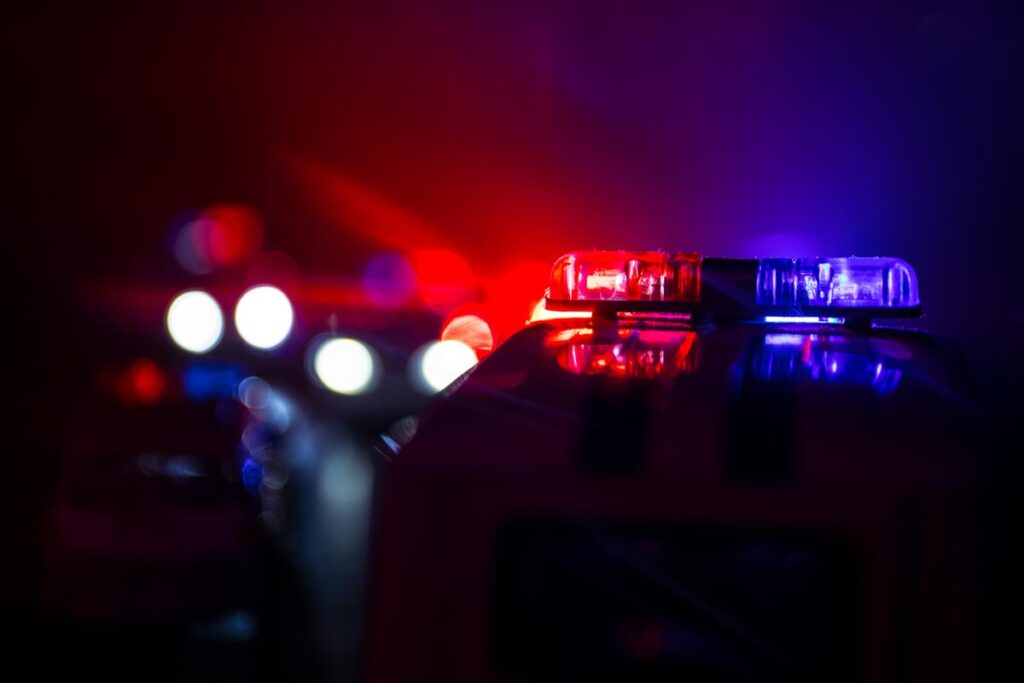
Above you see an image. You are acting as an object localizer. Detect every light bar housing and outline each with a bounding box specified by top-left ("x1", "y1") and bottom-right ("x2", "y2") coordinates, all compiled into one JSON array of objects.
[
  {"x1": 546, "y1": 251, "x2": 921, "y2": 319},
  {"x1": 549, "y1": 251, "x2": 701, "y2": 305}
]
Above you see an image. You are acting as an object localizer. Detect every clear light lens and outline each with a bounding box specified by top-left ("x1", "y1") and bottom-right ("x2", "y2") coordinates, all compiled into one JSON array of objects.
[
  {"x1": 313, "y1": 337, "x2": 378, "y2": 395},
  {"x1": 166, "y1": 290, "x2": 224, "y2": 353},
  {"x1": 757, "y1": 257, "x2": 919, "y2": 309},
  {"x1": 548, "y1": 251, "x2": 701, "y2": 302},
  {"x1": 235, "y1": 285, "x2": 294, "y2": 350}
]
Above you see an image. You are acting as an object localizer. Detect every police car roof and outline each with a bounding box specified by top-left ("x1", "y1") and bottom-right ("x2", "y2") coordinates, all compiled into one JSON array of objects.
[{"x1": 393, "y1": 317, "x2": 982, "y2": 490}]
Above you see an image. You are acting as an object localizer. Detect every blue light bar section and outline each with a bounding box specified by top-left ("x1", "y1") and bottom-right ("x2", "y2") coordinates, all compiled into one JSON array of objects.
[
  {"x1": 763, "y1": 316, "x2": 844, "y2": 324},
  {"x1": 757, "y1": 257, "x2": 919, "y2": 309}
]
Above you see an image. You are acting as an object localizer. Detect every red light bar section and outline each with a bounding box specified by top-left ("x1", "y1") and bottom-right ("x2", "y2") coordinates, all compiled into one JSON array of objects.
[{"x1": 548, "y1": 251, "x2": 701, "y2": 304}]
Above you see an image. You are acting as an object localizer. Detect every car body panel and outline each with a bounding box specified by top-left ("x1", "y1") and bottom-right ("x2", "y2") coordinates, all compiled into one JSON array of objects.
[{"x1": 367, "y1": 318, "x2": 985, "y2": 682}]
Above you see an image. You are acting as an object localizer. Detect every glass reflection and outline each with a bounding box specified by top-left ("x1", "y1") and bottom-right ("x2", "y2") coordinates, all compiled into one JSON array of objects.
[
  {"x1": 751, "y1": 333, "x2": 904, "y2": 394},
  {"x1": 548, "y1": 327, "x2": 698, "y2": 379}
]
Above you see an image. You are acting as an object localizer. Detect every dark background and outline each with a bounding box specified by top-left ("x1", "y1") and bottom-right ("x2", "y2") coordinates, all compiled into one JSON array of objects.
[
  {"x1": 4, "y1": 0, "x2": 1023, "y2": 677},
  {"x1": 8, "y1": 2, "x2": 1024, "y2": 333}
]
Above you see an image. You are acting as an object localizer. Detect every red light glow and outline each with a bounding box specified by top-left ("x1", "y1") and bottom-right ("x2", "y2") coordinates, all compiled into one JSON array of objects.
[
  {"x1": 117, "y1": 358, "x2": 167, "y2": 405},
  {"x1": 174, "y1": 204, "x2": 263, "y2": 274},
  {"x1": 287, "y1": 155, "x2": 443, "y2": 252},
  {"x1": 549, "y1": 328, "x2": 698, "y2": 378},
  {"x1": 528, "y1": 298, "x2": 593, "y2": 324},
  {"x1": 548, "y1": 251, "x2": 701, "y2": 304},
  {"x1": 412, "y1": 248, "x2": 476, "y2": 314},
  {"x1": 203, "y1": 204, "x2": 264, "y2": 266}
]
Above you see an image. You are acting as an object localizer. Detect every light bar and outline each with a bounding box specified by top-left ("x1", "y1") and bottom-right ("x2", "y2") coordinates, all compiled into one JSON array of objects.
[{"x1": 545, "y1": 251, "x2": 921, "y2": 319}]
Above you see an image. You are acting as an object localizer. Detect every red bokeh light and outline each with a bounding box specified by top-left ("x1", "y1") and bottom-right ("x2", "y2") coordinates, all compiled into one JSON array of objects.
[
  {"x1": 116, "y1": 358, "x2": 167, "y2": 406},
  {"x1": 621, "y1": 620, "x2": 666, "y2": 661},
  {"x1": 174, "y1": 204, "x2": 263, "y2": 274},
  {"x1": 202, "y1": 204, "x2": 263, "y2": 267},
  {"x1": 474, "y1": 259, "x2": 552, "y2": 343},
  {"x1": 412, "y1": 248, "x2": 476, "y2": 314}
]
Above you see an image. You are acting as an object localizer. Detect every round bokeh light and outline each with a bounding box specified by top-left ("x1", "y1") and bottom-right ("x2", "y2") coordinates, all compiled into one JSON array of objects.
[
  {"x1": 411, "y1": 339, "x2": 478, "y2": 394},
  {"x1": 166, "y1": 290, "x2": 224, "y2": 353},
  {"x1": 235, "y1": 285, "x2": 294, "y2": 350},
  {"x1": 313, "y1": 337, "x2": 379, "y2": 395}
]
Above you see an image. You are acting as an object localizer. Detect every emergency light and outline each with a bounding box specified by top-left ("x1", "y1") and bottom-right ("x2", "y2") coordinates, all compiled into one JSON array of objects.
[{"x1": 545, "y1": 251, "x2": 920, "y2": 320}]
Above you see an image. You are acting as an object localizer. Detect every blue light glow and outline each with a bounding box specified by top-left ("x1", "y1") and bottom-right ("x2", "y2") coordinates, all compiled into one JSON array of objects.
[
  {"x1": 756, "y1": 257, "x2": 919, "y2": 309},
  {"x1": 183, "y1": 361, "x2": 247, "y2": 401},
  {"x1": 748, "y1": 334, "x2": 903, "y2": 395},
  {"x1": 762, "y1": 316, "x2": 844, "y2": 324},
  {"x1": 764, "y1": 333, "x2": 813, "y2": 346},
  {"x1": 241, "y1": 457, "x2": 263, "y2": 494}
]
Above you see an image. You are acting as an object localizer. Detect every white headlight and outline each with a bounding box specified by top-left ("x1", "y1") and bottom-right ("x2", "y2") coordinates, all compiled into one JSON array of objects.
[
  {"x1": 235, "y1": 285, "x2": 294, "y2": 350},
  {"x1": 166, "y1": 290, "x2": 224, "y2": 354}
]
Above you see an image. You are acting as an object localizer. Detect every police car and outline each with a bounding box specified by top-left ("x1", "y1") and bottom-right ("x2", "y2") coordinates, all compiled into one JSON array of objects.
[{"x1": 366, "y1": 251, "x2": 991, "y2": 682}]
